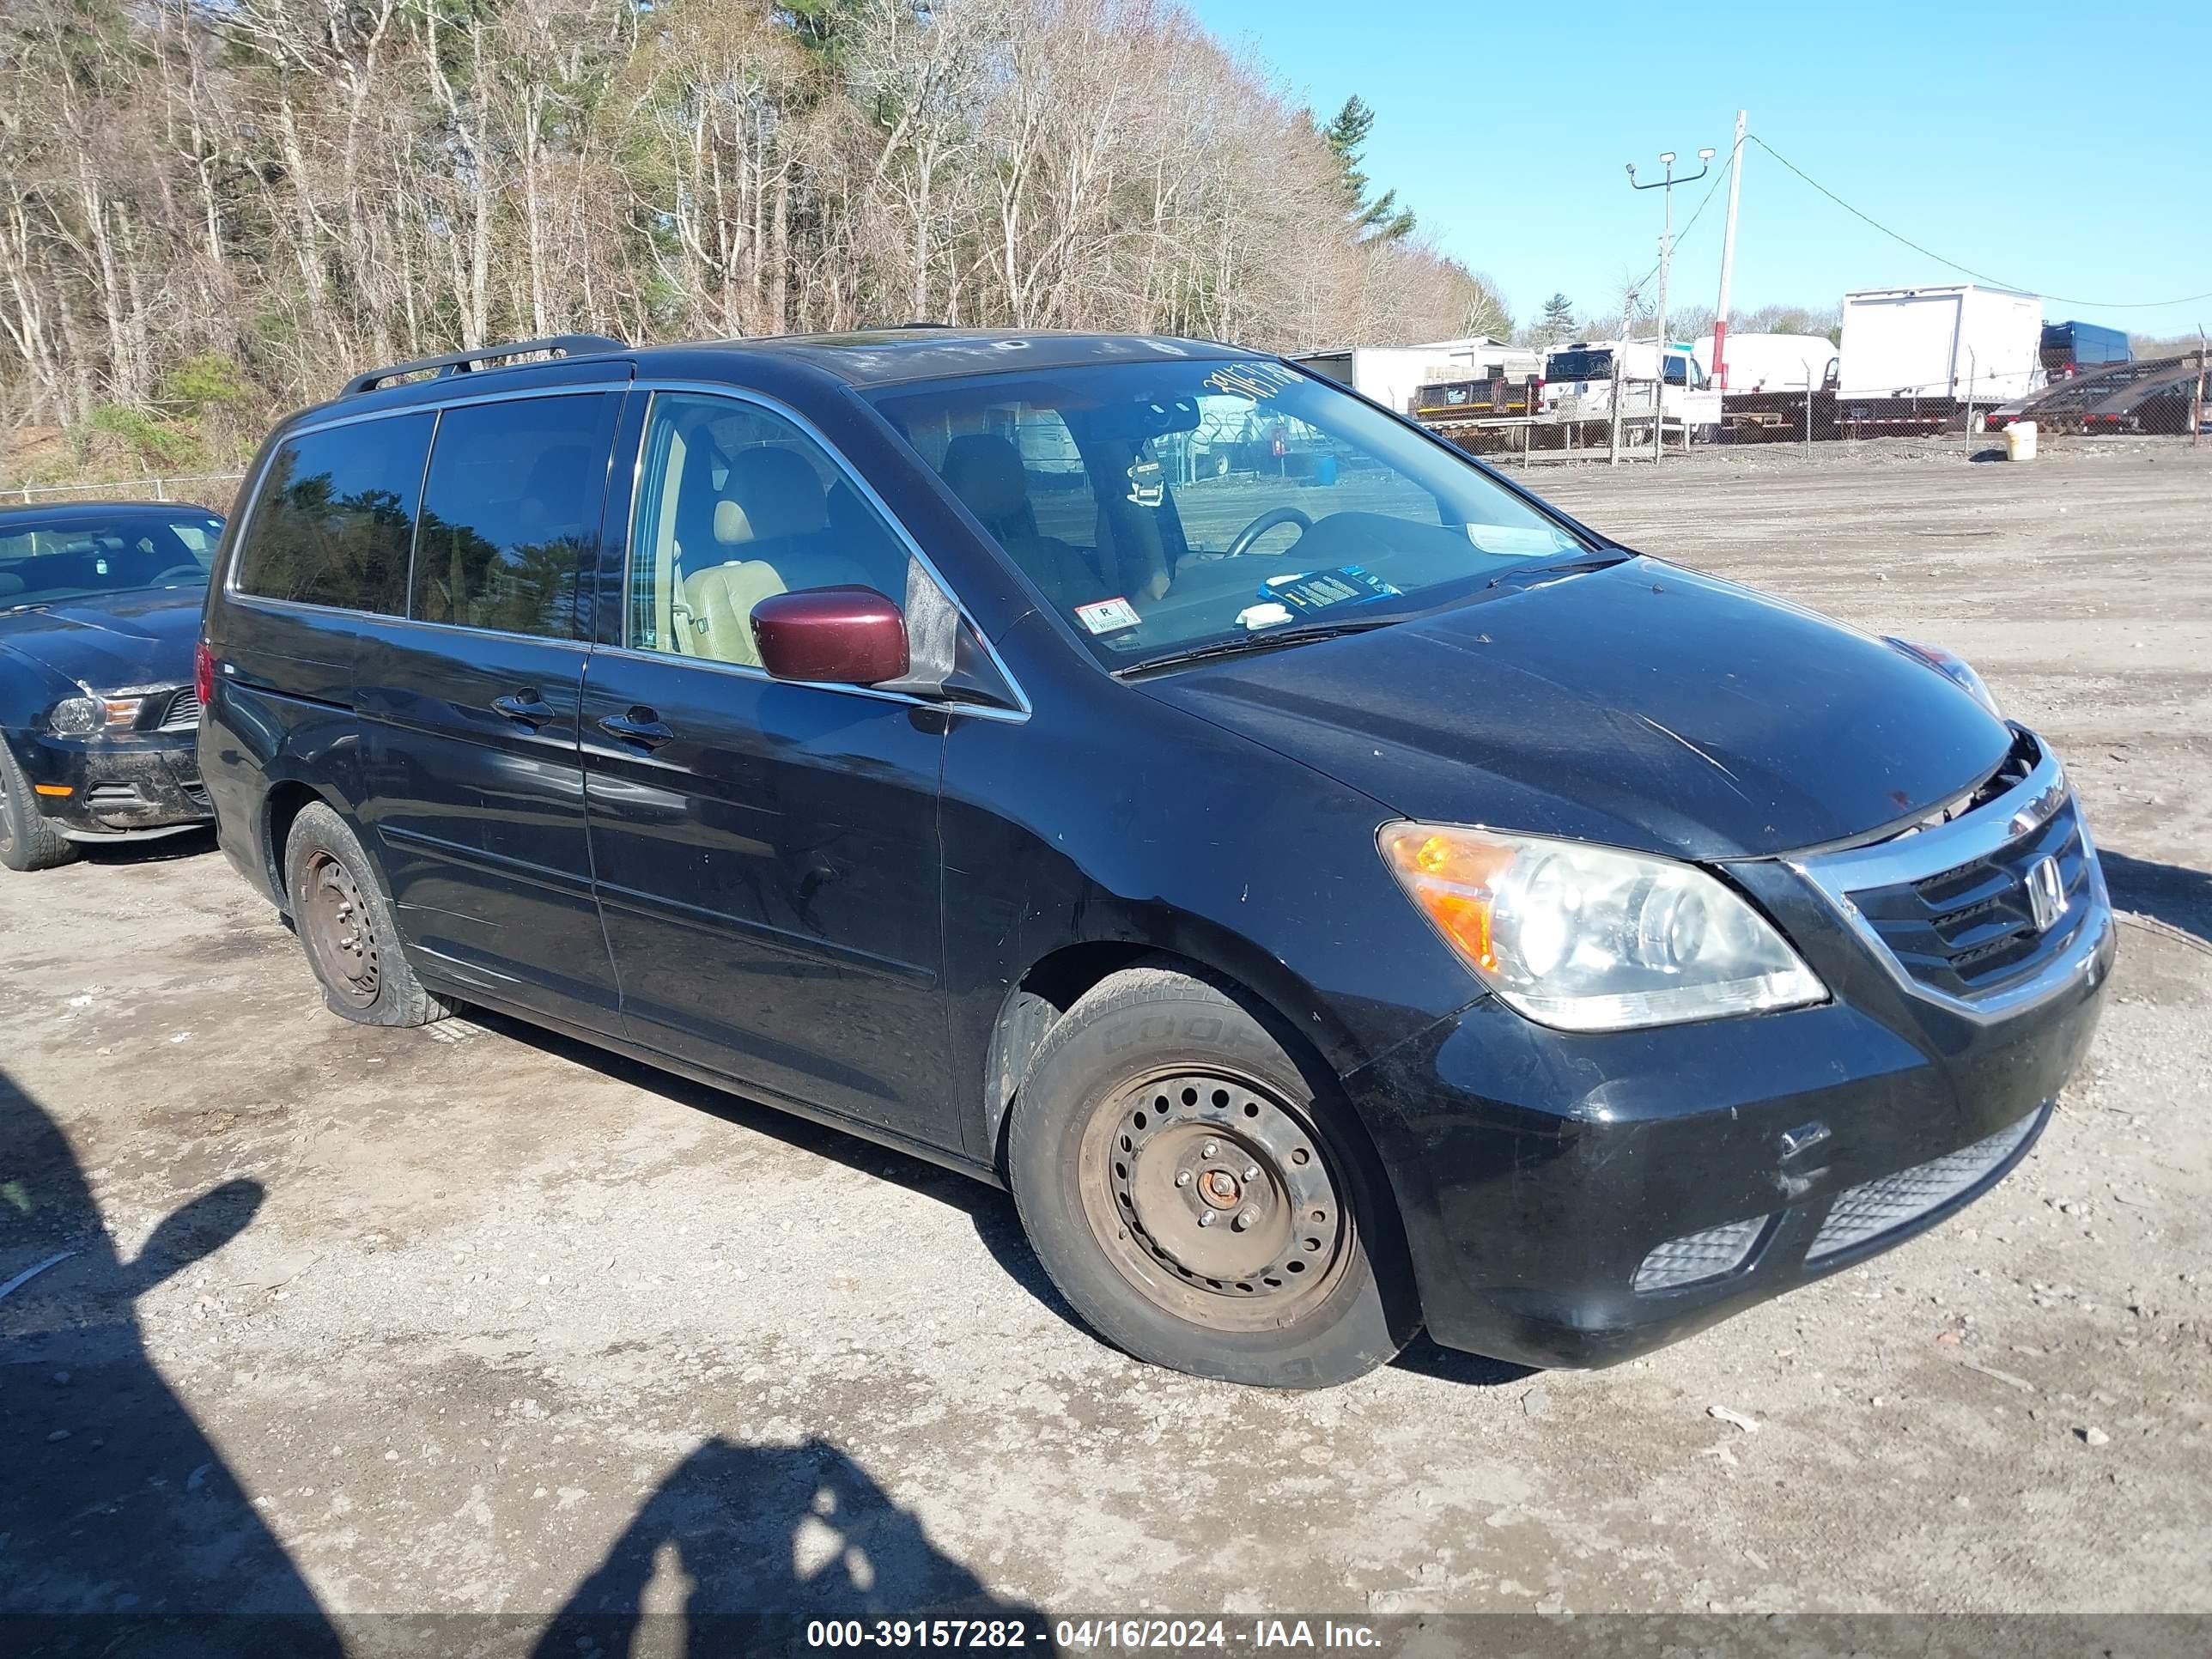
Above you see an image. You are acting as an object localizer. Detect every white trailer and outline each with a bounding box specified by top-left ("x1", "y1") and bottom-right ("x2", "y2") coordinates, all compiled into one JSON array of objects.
[
  {"x1": 1837, "y1": 284, "x2": 2042, "y2": 402},
  {"x1": 1296, "y1": 337, "x2": 1540, "y2": 416},
  {"x1": 1694, "y1": 331, "x2": 1838, "y2": 392}
]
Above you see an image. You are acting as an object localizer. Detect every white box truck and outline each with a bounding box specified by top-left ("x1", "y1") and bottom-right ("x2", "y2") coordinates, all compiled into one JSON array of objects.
[
  {"x1": 1297, "y1": 337, "x2": 1540, "y2": 416},
  {"x1": 1838, "y1": 285, "x2": 2043, "y2": 402},
  {"x1": 1697, "y1": 331, "x2": 1838, "y2": 392}
]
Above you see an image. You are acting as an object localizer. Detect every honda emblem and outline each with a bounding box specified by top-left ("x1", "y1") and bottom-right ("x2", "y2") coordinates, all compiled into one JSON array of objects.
[{"x1": 2026, "y1": 856, "x2": 2066, "y2": 933}]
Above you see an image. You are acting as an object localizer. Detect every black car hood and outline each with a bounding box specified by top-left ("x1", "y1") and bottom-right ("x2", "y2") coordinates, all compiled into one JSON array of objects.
[
  {"x1": 1136, "y1": 558, "x2": 2014, "y2": 860},
  {"x1": 0, "y1": 586, "x2": 204, "y2": 695}
]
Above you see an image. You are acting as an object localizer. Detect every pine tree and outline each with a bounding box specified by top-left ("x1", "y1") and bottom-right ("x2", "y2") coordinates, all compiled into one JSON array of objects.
[
  {"x1": 1540, "y1": 293, "x2": 1577, "y2": 343},
  {"x1": 1319, "y1": 96, "x2": 1415, "y2": 244}
]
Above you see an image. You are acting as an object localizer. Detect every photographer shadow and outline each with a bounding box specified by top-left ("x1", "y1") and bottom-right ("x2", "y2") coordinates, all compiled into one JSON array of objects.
[
  {"x1": 533, "y1": 1435, "x2": 1051, "y2": 1658},
  {"x1": 0, "y1": 1066, "x2": 339, "y2": 1655}
]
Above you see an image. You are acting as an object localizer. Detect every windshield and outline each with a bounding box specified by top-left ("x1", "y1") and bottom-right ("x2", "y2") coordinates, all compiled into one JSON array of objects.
[
  {"x1": 1545, "y1": 349, "x2": 1613, "y2": 382},
  {"x1": 0, "y1": 509, "x2": 222, "y2": 611},
  {"x1": 868, "y1": 359, "x2": 1588, "y2": 668}
]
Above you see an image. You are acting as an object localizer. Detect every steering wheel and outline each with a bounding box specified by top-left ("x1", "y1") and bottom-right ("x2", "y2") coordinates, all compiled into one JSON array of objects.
[
  {"x1": 1224, "y1": 506, "x2": 1314, "y2": 557},
  {"x1": 149, "y1": 564, "x2": 205, "y2": 586}
]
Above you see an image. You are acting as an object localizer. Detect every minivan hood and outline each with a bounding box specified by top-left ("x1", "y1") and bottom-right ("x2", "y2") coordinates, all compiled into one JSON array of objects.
[
  {"x1": 1136, "y1": 559, "x2": 2014, "y2": 860},
  {"x1": 0, "y1": 586, "x2": 204, "y2": 695}
]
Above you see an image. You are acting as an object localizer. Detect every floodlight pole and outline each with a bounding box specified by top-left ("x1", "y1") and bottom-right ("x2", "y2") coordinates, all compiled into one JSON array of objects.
[{"x1": 1628, "y1": 146, "x2": 1712, "y2": 467}]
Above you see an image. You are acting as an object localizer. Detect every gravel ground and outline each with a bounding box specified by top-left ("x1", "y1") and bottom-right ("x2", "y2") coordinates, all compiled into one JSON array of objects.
[{"x1": 3, "y1": 438, "x2": 2209, "y2": 1644}]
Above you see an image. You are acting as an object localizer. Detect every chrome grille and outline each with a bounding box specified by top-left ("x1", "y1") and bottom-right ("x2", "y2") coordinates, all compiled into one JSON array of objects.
[
  {"x1": 1807, "y1": 1113, "x2": 2038, "y2": 1262},
  {"x1": 1848, "y1": 797, "x2": 2093, "y2": 999},
  {"x1": 1794, "y1": 728, "x2": 2107, "y2": 1014}
]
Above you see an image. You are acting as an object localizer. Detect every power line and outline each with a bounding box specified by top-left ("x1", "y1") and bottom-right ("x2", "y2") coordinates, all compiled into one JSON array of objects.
[{"x1": 1747, "y1": 134, "x2": 2212, "y2": 310}]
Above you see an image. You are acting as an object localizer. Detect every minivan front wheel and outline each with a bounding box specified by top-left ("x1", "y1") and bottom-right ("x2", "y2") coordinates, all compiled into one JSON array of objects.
[
  {"x1": 1007, "y1": 965, "x2": 1416, "y2": 1388},
  {"x1": 283, "y1": 801, "x2": 453, "y2": 1027}
]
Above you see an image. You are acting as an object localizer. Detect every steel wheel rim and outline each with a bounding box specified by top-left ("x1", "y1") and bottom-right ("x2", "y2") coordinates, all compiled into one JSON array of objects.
[
  {"x1": 0, "y1": 763, "x2": 14, "y2": 856},
  {"x1": 1077, "y1": 1066, "x2": 1352, "y2": 1331},
  {"x1": 302, "y1": 851, "x2": 380, "y2": 1007}
]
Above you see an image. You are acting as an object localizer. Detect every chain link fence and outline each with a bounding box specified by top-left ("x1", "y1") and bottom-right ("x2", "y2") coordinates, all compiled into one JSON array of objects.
[
  {"x1": 1410, "y1": 350, "x2": 2209, "y2": 462},
  {"x1": 8, "y1": 474, "x2": 246, "y2": 512}
]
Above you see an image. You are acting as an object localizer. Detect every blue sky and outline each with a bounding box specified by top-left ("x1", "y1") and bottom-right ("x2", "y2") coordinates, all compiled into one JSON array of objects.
[{"x1": 1180, "y1": 0, "x2": 2212, "y2": 341}]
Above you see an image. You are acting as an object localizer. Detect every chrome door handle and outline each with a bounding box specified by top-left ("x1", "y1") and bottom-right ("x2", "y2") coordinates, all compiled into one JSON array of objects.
[
  {"x1": 491, "y1": 690, "x2": 556, "y2": 726},
  {"x1": 598, "y1": 710, "x2": 673, "y2": 749}
]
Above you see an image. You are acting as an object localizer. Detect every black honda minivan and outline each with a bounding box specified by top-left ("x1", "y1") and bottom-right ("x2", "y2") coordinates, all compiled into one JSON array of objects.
[{"x1": 197, "y1": 331, "x2": 2114, "y2": 1388}]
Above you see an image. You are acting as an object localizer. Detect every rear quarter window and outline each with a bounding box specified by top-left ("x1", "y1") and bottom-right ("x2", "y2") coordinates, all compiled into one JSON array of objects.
[{"x1": 234, "y1": 413, "x2": 434, "y2": 614}]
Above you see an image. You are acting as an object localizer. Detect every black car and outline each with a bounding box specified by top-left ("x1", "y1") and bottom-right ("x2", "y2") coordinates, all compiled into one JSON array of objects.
[
  {"x1": 197, "y1": 331, "x2": 2114, "y2": 1388},
  {"x1": 1, "y1": 501, "x2": 223, "y2": 871}
]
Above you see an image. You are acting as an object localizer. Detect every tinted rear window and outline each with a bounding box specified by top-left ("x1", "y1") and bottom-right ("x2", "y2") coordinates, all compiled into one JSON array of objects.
[
  {"x1": 236, "y1": 414, "x2": 434, "y2": 613},
  {"x1": 410, "y1": 393, "x2": 616, "y2": 638},
  {"x1": 1546, "y1": 349, "x2": 1613, "y2": 382}
]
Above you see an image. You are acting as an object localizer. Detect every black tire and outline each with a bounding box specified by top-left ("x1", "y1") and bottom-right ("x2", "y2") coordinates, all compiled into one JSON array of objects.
[
  {"x1": 282, "y1": 800, "x2": 453, "y2": 1027},
  {"x1": 0, "y1": 739, "x2": 79, "y2": 872},
  {"x1": 1006, "y1": 964, "x2": 1418, "y2": 1389}
]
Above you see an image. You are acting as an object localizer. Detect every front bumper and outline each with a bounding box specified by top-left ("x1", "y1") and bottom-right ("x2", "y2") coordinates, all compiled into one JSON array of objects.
[
  {"x1": 1346, "y1": 767, "x2": 2116, "y2": 1370},
  {"x1": 8, "y1": 728, "x2": 211, "y2": 840}
]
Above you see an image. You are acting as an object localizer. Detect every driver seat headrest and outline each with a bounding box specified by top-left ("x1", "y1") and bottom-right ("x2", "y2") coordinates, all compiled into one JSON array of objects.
[
  {"x1": 714, "y1": 446, "x2": 829, "y2": 545},
  {"x1": 940, "y1": 434, "x2": 1031, "y2": 529}
]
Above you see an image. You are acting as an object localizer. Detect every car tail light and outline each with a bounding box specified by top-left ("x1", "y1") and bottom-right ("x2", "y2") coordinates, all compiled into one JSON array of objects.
[{"x1": 194, "y1": 637, "x2": 216, "y2": 707}]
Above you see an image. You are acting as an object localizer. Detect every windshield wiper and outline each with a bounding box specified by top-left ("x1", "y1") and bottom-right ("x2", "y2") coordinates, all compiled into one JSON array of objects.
[
  {"x1": 1115, "y1": 617, "x2": 1403, "y2": 677},
  {"x1": 1486, "y1": 547, "x2": 1636, "y2": 590}
]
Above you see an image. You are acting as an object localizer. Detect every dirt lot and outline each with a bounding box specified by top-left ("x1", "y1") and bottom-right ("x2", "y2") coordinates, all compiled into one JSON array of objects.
[{"x1": 3, "y1": 440, "x2": 2209, "y2": 1643}]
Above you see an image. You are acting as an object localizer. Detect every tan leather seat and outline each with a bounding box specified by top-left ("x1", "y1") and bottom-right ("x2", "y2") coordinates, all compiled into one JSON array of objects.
[
  {"x1": 940, "y1": 434, "x2": 1108, "y2": 610},
  {"x1": 684, "y1": 558, "x2": 785, "y2": 666},
  {"x1": 678, "y1": 447, "x2": 829, "y2": 664}
]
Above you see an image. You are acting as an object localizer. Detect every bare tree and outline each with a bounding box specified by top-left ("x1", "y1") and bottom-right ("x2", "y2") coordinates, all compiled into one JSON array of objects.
[{"x1": 0, "y1": 0, "x2": 1561, "y2": 460}]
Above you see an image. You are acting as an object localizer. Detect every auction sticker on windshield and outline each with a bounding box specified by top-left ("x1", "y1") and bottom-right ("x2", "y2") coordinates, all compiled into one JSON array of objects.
[{"x1": 1074, "y1": 596, "x2": 1143, "y2": 635}]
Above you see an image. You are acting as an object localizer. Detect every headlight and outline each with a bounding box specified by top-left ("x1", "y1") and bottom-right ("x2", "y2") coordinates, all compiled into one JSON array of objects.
[
  {"x1": 1378, "y1": 823, "x2": 1826, "y2": 1032},
  {"x1": 47, "y1": 695, "x2": 145, "y2": 735},
  {"x1": 1883, "y1": 636, "x2": 2002, "y2": 720},
  {"x1": 47, "y1": 696, "x2": 102, "y2": 735}
]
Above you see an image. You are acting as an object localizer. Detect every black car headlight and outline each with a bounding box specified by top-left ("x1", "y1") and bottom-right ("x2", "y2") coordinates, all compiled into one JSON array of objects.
[
  {"x1": 48, "y1": 694, "x2": 146, "y2": 735},
  {"x1": 1380, "y1": 823, "x2": 1826, "y2": 1032}
]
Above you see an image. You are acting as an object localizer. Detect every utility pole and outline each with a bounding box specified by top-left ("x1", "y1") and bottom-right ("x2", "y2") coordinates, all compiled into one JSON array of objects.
[
  {"x1": 1713, "y1": 110, "x2": 1747, "y2": 391},
  {"x1": 1628, "y1": 145, "x2": 1713, "y2": 468},
  {"x1": 1802, "y1": 360, "x2": 1814, "y2": 462},
  {"x1": 1609, "y1": 283, "x2": 1638, "y2": 465},
  {"x1": 2194, "y1": 327, "x2": 2206, "y2": 447}
]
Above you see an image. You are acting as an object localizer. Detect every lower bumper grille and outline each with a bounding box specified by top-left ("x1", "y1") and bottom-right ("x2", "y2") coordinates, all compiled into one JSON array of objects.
[
  {"x1": 1807, "y1": 1113, "x2": 2039, "y2": 1263},
  {"x1": 1633, "y1": 1214, "x2": 1767, "y2": 1293},
  {"x1": 158, "y1": 686, "x2": 204, "y2": 732}
]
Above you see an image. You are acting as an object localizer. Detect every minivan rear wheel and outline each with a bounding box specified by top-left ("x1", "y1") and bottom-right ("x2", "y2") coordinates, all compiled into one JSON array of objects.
[
  {"x1": 1006, "y1": 964, "x2": 1417, "y2": 1388},
  {"x1": 283, "y1": 801, "x2": 453, "y2": 1027}
]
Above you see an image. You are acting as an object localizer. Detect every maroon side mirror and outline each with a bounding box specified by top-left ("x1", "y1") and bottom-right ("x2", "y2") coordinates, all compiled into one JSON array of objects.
[{"x1": 750, "y1": 586, "x2": 910, "y2": 685}]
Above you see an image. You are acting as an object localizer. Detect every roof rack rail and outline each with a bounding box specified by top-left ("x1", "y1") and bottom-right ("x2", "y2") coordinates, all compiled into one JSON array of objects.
[
  {"x1": 339, "y1": 333, "x2": 628, "y2": 398},
  {"x1": 892, "y1": 320, "x2": 955, "y2": 330}
]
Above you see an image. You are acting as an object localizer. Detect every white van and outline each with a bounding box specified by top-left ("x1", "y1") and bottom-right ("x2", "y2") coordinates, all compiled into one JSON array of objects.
[{"x1": 1541, "y1": 340, "x2": 1715, "y2": 427}]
